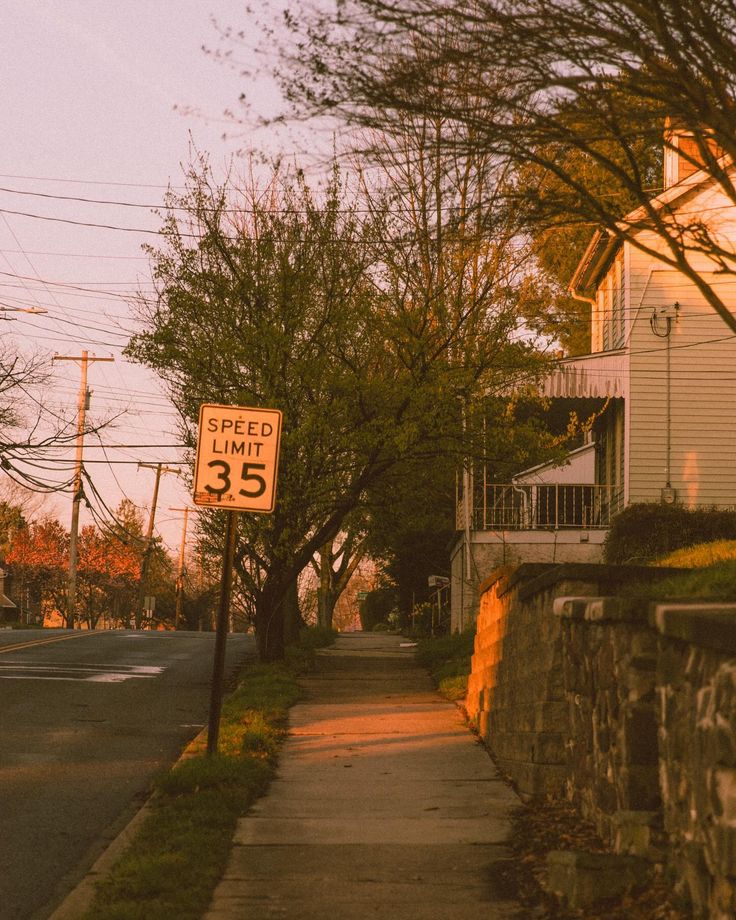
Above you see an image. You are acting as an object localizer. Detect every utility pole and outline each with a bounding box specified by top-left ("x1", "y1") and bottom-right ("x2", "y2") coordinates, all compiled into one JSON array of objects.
[
  {"x1": 136, "y1": 462, "x2": 180, "y2": 628},
  {"x1": 53, "y1": 351, "x2": 114, "y2": 629},
  {"x1": 169, "y1": 506, "x2": 191, "y2": 630}
]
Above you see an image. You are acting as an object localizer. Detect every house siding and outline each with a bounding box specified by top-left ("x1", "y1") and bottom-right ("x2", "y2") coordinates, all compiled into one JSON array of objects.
[
  {"x1": 626, "y1": 235, "x2": 736, "y2": 507},
  {"x1": 591, "y1": 251, "x2": 626, "y2": 353}
]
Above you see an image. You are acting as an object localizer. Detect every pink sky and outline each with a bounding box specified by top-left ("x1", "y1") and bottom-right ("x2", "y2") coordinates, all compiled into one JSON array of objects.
[{"x1": 1, "y1": 1, "x2": 299, "y2": 551}]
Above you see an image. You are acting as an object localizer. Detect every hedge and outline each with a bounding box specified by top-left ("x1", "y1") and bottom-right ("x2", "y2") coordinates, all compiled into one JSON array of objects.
[{"x1": 604, "y1": 503, "x2": 736, "y2": 564}]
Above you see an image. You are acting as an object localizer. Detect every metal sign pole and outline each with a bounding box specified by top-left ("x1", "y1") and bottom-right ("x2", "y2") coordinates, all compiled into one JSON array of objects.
[
  {"x1": 193, "y1": 404, "x2": 282, "y2": 756},
  {"x1": 206, "y1": 510, "x2": 238, "y2": 755}
]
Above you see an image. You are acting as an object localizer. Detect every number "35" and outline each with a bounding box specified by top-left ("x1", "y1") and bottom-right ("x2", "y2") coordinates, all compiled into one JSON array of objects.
[{"x1": 205, "y1": 460, "x2": 267, "y2": 498}]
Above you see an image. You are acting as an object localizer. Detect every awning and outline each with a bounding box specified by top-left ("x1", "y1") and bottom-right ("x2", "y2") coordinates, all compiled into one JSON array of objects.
[{"x1": 539, "y1": 350, "x2": 628, "y2": 399}]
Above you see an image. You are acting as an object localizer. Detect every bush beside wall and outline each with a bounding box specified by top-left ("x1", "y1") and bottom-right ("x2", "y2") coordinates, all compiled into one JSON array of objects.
[{"x1": 604, "y1": 504, "x2": 736, "y2": 565}]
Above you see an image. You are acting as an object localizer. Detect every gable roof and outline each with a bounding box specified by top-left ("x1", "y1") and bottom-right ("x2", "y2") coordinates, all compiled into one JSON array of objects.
[{"x1": 569, "y1": 154, "x2": 735, "y2": 298}]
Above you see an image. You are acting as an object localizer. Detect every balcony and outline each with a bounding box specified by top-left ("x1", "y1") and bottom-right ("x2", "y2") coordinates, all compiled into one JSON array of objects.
[{"x1": 456, "y1": 483, "x2": 621, "y2": 532}]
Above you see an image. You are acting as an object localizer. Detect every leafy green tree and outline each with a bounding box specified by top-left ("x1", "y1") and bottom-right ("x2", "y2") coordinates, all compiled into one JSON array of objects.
[
  {"x1": 359, "y1": 585, "x2": 397, "y2": 631},
  {"x1": 129, "y1": 163, "x2": 398, "y2": 659},
  {"x1": 128, "y1": 160, "x2": 544, "y2": 660},
  {"x1": 0, "y1": 502, "x2": 26, "y2": 558}
]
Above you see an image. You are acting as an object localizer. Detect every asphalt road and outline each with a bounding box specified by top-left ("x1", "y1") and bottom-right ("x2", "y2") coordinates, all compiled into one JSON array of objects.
[{"x1": 0, "y1": 628, "x2": 256, "y2": 920}]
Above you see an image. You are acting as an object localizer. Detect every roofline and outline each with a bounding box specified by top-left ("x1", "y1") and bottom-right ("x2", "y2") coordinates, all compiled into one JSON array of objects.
[
  {"x1": 568, "y1": 230, "x2": 620, "y2": 297},
  {"x1": 512, "y1": 442, "x2": 595, "y2": 481},
  {"x1": 568, "y1": 153, "x2": 734, "y2": 297},
  {"x1": 624, "y1": 152, "x2": 733, "y2": 222}
]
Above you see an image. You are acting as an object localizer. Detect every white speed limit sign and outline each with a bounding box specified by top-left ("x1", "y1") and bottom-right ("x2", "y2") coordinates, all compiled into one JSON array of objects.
[{"x1": 193, "y1": 404, "x2": 282, "y2": 513}]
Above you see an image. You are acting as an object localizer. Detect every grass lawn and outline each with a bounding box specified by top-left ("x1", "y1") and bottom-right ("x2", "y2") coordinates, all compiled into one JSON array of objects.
[{"x1": 623, "y1": 540, "x2": 736, "y2": 601}]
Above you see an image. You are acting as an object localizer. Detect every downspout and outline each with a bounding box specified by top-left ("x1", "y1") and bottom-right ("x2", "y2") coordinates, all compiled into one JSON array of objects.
[
  {"x1": 511, "y1": 479, "x2": 530, "y2": 529},
  {"x1": 570, "y1": 292, "x2": 596, "y2": 306},
  {"x1": 650, "y1": 303, "x2": 680, "y2": 501},
  {"x1": 463, "y1": 462, "x2": 473, "y2": 584}
]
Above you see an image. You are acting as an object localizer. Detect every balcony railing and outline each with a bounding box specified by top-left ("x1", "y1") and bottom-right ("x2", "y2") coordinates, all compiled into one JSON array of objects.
[{"x1": 456, "y1": 483, "x2": 621, "y2": 531}]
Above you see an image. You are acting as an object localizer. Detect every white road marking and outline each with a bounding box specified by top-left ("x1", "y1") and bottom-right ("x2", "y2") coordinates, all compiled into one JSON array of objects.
[{"x1": 0, "y1": 662, "x2": 165, "y2": 683}]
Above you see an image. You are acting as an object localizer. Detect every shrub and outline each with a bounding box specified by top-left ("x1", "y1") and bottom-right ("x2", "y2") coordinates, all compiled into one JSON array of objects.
[
  {"x1": 415, "y1": 629, "x2": 476, "y2": 700},
  {"x1": 297, "y1": 625, "x2": 338, "y2": 649},
  {"x1": 604, "y1": 503, "x2": 736, "y2": 564},
  {"x1": 359, "y1": 586, "x2": 396, "y2": 630}
]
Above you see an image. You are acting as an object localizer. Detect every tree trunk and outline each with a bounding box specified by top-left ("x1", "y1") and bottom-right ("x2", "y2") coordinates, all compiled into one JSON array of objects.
[
  {"x1": 282, "y1": 577, "x2": 305, "y2": 645},
  {"x1": 316, "y1": 540, "x2": 334, "y2": 629},
  {"x1": 317, "y1": 588, "x2": 337, "y2": 630},
  {"x1": 255, "y1": 574, "x2": 307, "y2": 661},
  {"x1": 255, "y1": 580, "x2": 286, "y2": 661}
]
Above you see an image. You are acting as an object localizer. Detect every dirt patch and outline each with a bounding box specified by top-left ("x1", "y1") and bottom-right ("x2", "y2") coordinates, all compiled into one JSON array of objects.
[{"x1": 499, "y1": 798, "x2": 689, "y2": 919}]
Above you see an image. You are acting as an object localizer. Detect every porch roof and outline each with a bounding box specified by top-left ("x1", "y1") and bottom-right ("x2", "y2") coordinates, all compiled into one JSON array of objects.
[{"x1": 540, "y1": 349, "x2": 628, "y2": 399}]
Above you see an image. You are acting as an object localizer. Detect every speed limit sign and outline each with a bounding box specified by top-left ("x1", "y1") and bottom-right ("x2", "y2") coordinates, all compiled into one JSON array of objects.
[{"x1": 193, "y1": 404, "x2": 282, "y2": 513}]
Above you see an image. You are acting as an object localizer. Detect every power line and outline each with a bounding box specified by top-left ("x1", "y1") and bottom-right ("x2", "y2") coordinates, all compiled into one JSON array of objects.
[
  {"x1": 0, "y1": 172, "x2": 184, "y2": 190},
  {"x1": 8, "y1": 323, "x2": 127, "y2": 349},
  {"x1": 0, "y1": 205, "x2": 162, "y2": 235},
  {"x1": 0, "y1": 275, "x2": 148, "y2": 299},
  {"x1": 0, "y1": 183, "x2": 501, "y2": 216},
  {"x1": 0, "y1": 248, "x2": 148, "y2": 261}
]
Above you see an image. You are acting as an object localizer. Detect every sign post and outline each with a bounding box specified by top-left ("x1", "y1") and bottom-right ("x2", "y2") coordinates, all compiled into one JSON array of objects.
[{"x1": 193, "y1": 404, "x2": 282, "y2": 754}]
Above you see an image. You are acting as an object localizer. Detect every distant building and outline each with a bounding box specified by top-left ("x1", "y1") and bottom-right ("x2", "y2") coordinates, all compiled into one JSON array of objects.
[{"x1": 0, "y1": 567, "x2": 17, "y2": 624}]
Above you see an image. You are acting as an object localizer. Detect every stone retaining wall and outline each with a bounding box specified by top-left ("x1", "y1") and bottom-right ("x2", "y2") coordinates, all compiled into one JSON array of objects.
[
  {"x1": 466, "y1": 561, "x2": 736, "y2": 918},
  {"x1": 466, "y1": 563, "x2": 676, "y2": 799},
  {"x1": 556, "y1": 596, "x2": 661, "y2": 853},
  {"x1": 655, "y1": 603, "x2": 736, "y2": 919}
]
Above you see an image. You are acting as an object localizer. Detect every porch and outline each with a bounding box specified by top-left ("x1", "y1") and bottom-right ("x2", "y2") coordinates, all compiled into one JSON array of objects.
[
  {"x1": 450, "y1": 351, "x2": 628, "y2": 632},
  {"x1": 456, "y1": 482, "x2": 622, "y2": 532}
]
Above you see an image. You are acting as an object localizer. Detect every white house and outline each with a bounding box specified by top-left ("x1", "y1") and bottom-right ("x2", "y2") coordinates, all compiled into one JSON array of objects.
[{"x1": 450, "y1": 124, "x2": 736, "y2": 631}]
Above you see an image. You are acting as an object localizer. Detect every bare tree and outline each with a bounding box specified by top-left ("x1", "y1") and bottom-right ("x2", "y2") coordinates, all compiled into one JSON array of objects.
[{"x1": 272, "y1": 0, "x2": 736, "y2": 333}]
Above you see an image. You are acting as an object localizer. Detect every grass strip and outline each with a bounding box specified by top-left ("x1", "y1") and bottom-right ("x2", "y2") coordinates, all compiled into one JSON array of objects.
[
  {"x1": 83, "y1": 660, "x2": 302, "y2": 920},
  {"x1": 627, "y1": 559, "x2": 736, "y2": 601},
  {"x1": 616, "y1": 540, "x2": 736, "y2": 601},
  {"x1": 415, "y1": 629, "x2": 475, "y2": 700},
  {"x1": 656, "y1": 538, "x2": 736, "y2": 568}
]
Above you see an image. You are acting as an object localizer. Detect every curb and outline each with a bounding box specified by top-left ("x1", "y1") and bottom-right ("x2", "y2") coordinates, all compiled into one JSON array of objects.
[
  {"x1": 47, "y1": 724, "x2": 209, "y2": 919},
  {"x1": 47, "y1": 800, "x2": 154, "y2": 920}
]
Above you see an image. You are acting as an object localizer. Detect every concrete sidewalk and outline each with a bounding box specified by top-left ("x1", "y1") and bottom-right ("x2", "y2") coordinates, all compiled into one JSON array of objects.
[{"x1": 205, "y1": 632, "x2": 523, "y2": 919}]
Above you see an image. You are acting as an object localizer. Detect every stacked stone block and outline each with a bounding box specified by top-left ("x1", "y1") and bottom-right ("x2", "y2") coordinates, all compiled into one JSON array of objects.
[
  {"x1": 556, "y1": 596, "x2": 661, "y2": 851},
  {"x1": 465, "y1": 562, "x2": 736, "y2": 918},
  {"x1": 654, "y1": 603, "x2": 736, "y2": 920},
  {"x1": 466, "y1": 563, "x2": 638, "y2": 798}
]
